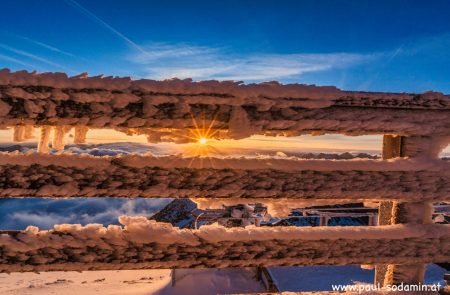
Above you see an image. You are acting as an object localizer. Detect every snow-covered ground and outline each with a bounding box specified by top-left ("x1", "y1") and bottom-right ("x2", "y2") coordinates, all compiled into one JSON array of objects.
[
  {"x1": 0, "y1": 269, "x2": 172, "y2": 295},
  {"x1": 0, "y1": 265, "x2": 446, "y2": 294},
  {"x1": 0, "y1": 268, "x2": 265, "y2": 295}
]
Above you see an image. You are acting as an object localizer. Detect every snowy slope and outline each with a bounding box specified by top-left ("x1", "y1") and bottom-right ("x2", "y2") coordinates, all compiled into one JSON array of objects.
[{"x1": 0, "y1": 268, "x2": 265, "y2": 295}]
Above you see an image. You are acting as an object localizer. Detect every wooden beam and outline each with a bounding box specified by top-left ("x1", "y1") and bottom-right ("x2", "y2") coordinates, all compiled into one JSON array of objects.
[
  {"x1": 0, "y1": 71, "x2": 449, "y2": 138},
  {"x1": 0, "y1": 161, "x2": 448, "y2": 200},
  {"x1": 0, "y1": 224, "x2": 449, "y2": 273}
]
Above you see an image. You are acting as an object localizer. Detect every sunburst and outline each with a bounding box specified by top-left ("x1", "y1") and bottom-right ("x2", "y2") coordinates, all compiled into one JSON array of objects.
[
  {"x1": 179, "y1": 112, "x2": 225, "y2": 159},
  {"x1": 198, "y1": 137, "x2": 208, "y2": 145}
]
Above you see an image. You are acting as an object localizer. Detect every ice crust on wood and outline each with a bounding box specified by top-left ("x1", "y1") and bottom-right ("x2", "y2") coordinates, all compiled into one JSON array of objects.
[
  {"x1": 73, "y1": 126, "x2": 88, "y2": 144},
  {"x1": 0, "y1": 153, "x2": 447, "y2": 200},
  {"x1": 0, "y1": 217, "x2": 449, "y2": 272},
  {"x1": 0, "y1": 69, "x2": 449, "y2": 140}
]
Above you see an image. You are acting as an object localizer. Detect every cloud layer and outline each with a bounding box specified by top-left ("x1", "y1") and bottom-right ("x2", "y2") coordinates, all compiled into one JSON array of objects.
[
  {"x1": 0, "y1": 198, "x2": 171, "y2": 230},
  {"x1": 129, "y1": 43, "x2": 378, "y2": 81}
]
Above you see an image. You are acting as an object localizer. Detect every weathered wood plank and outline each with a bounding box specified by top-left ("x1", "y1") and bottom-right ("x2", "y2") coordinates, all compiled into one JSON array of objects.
[{"x1": 0, "y1": 223, "x2": 449, "y2": 272}]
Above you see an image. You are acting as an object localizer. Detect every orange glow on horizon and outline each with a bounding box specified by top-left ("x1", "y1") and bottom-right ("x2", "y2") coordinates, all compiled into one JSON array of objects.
[{"x1": 0, "y1": 126, "x2": 393, "y2": 157}]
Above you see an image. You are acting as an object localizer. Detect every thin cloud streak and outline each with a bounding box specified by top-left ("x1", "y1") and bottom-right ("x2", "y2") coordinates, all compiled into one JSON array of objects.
[
  {"x1": 0, "y1": 43, "x2": 70, "y2": 71},
  {"x1": 0, "y1": 53, "x2": 38, "y2": 69},
  {"x1": 356, "y1": 32, "x2": 450, "y2": 91},
  {"x1": 64, "y1": 0, "x2": 148, "y2": 56},
  {"x1": 358, "y1": 45, "x2": 404, "y2": 90},
  {"x1": 19, "y1": 36, "x2": 76, "y2": 58},
  {"x1": 129, "y1": 43, "x2": 379, "y2": 81},
  {"x1": 132, "y1": 43, "x2": 217, "y2": 62}
]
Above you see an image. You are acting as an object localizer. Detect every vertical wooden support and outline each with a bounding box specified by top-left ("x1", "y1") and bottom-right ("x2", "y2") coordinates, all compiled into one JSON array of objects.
[
  {"x1": 385, "y1": 264, "x2": 427, "y2": 285},
  {"x1": 375, "y1": 135, "x2": 434, "y2": 286},
  {"x1": 377, "y1": 201, "x2": 395, "y2": 226},
  {"x1": 375, "y1": 135, "x2": 403, "y2": 286},
  {"x1": 382, "y1": 135, "x2": 403, "y2": 159}
]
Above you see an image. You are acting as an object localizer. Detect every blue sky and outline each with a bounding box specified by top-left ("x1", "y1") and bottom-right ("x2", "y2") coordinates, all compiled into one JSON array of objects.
[
  {"x1": 1, "y1": 0, "x2": 450, "y2": 93},
  {"x1": 1, "y1": 1, "x2": 450, "y2": 230}
]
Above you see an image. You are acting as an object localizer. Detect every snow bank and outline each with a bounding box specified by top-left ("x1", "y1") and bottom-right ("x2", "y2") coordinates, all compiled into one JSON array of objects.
[{"x1": 0, "y1": 217, "x2": 449, "y2": 272}]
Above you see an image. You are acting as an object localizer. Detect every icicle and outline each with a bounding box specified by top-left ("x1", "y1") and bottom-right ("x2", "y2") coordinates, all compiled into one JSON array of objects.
[
  {"x1": 37, "y1": 126, "x2": 52, "y2": 153},
  {"x1": 73, "y1": 126, "x2": 88, "y2": 144},
  {"x1": 24, "y1": 125, "x2": 35, "y2": 139},
  {"x1": 52, "y1": 126, "x2": 66, "y2": 151},
  {"x1": 12, "y1": 126, "x2": 26, "y2": 142},
  {"x1": 228, "y1": 106, "x2": 253, "y2": 139},
  {"x1": 63, "y1": 126, "x2": 73, "y2": 134}
]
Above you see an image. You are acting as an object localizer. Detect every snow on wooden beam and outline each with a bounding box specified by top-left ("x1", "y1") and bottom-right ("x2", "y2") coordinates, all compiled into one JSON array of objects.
[
  {"x1": 0, "y1": 153, "x2": 448, "y2": 200},
  {"x1": 0, "y1": 69, "x2": 449, "y2": 139},
  {"x1": 0, "y1": 218, "x2": 449, "y2": 272}
]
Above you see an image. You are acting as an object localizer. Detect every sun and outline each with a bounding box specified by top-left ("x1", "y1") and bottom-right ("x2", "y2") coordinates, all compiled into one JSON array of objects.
[{"x1": 198, "y1": 137, "x2": 208, "y2": 145}]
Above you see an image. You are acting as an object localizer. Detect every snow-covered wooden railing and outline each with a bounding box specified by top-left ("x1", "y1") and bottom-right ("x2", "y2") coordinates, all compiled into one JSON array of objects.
[
  {"x1": 0, "y1": 69, "x2": 449, "y2": 142},
  {"x1": 0, "y1": 70, "x2": 449, "y2": 287},
  {"x1": 0, "y1": 153, "x2": 448, "y2": 200},
  {"x1": 0, "y1": 218, "x2": 449, "y2": 272}
]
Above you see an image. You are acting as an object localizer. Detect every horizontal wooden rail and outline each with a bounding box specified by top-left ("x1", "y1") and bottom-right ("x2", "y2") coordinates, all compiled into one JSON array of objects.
[
  {"x1": 0, "y1": 153, "x2": 447, "y2": 200},
  {"x1": 0, "y1": 70, "x2": 449, "y2": 139},
  {"x1": 0, "y1": 219, "x2": 449, "y2": 272}
]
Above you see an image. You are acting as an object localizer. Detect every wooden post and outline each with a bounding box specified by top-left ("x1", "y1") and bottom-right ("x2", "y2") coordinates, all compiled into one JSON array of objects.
[
  {"x1": 375, "y1": 135, "x2": 434, "y2": 286},
  {"x1": 382, "y1": 135, "x2": 403, "y2": 159},
  {"x1": 375, "y1": 135, "x2": 402, "y2": 285}
]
